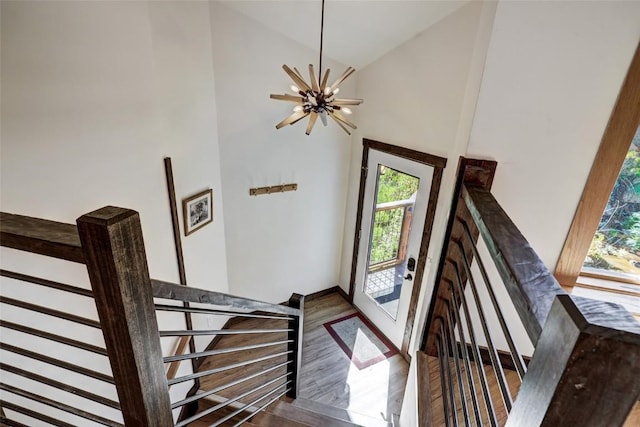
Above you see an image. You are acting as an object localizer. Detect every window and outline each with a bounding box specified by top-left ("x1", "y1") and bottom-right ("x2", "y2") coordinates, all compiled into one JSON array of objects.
[
  {"x1": 583, "y1": 127, "x2": 640, "y2": 283},
  {"x1": 555, "y1": 43, "x2": 640, "y2": 288}
]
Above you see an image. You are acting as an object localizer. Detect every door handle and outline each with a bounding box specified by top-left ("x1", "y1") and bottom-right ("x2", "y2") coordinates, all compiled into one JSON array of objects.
[{"x1": 404, "y1": 273, "x2": 413, "y2": 281}]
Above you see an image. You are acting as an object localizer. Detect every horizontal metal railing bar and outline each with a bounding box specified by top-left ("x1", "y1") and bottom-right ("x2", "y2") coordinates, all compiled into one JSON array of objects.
[
  {"x1": 159, "y1": 328, "x2": 292, "y2": 337},
  {"x1": 154, "y1": 303, "x2": 293, "y2": 320},
  {"x1": 0, "y1": 296, "x2": 101, "y2": 329},
  {"x1": 164, "y1": 340, "x2": 292, "y2": 363},
  {"x1": 171, "y1": 361, "x2": 291, "y2": 409},
  {"x1": 0, "y1": 269, "x2": 93, "y2": 298},
  {"x1": 0, "y1": 342, "x2": 115, "y2": 384},
  {"x1": 213, "y1": 382, "x2": 291, "y2": 427},
  {"x1": 175, "y1": 375, "x2": 290, "y2": 427},
  {"x1": 0, "y1": 362, "x2": 120, "y2": 410},
  {"x1": 0, "y1": 400, "x2": 76, "y2": 427},
  {"x1": 168, "y1": 351, "x2": 291, "y2": 386},
  {"x1": 0, "y1": 383, "x2": 123, "y2": 427},
  {"x1": 0, "y1": 320, "x2": 107, "y2": 356},
  {"x1": 232, "y1": 386, "x2": 290, "y2": 427},
  {"x1": 0, "y1": 416, "x2": 30, "y2": 427},
  {"x1": 151, "y1": 279, "x2": 300, "y2": 316}
]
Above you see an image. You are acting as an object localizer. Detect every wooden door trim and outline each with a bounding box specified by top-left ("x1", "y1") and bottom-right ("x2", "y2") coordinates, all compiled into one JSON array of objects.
[{"x1": 349, "y1": 138, "x2": 447, "y2": 358}]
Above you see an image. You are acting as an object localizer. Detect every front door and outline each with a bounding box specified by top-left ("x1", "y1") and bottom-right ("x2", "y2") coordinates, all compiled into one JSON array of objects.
[{"x1": 352, "y1": 147, "x2": 434, "y2": 349}]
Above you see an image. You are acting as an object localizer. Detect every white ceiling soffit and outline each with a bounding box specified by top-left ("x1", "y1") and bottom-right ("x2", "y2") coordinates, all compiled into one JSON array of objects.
[{"x1": 218, "y1": 0, "x2": 471, "y2": 70}]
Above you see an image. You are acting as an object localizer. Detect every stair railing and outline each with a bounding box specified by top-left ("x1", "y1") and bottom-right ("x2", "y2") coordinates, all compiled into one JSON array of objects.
[
  {"x1": 0, "y1": 212, "x2": 125, "y2": 426},
  {"x1": 1, "y1": 206, "x2": 305, "y2": 427},
  {"x1": 151, "y1": 278, "x2": 303, "y2": 426},
  {"x1": 421, "y1": 157, "x2": 640, "y2": 426}
]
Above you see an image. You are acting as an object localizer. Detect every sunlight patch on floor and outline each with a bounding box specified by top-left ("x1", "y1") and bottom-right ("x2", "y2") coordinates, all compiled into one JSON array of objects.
[{"x1": 345, "y1": 332, "x2": 393, "y2": 422}]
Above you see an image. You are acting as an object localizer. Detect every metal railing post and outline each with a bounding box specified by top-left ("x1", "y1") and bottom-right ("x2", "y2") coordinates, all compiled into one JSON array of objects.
[{"x1": 286, "y1": 293, "x2": 305, "y2": 398}]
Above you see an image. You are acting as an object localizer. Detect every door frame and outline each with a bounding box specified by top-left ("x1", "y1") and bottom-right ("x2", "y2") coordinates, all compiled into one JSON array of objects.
[{"x1": 348, "y1": 138, "x2": 447, "y2": 358}]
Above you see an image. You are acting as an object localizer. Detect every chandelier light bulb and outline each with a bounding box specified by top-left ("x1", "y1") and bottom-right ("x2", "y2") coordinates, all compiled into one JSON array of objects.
[
  {"x1": 290, "y1": 85, "x2": 300, "y2": 94},
  {"x1": 341, "y1": 107, "x2": 352, "y2": 115},
  {"x1": 293, "y1": 105, "x2": 304, "y2": 113}
]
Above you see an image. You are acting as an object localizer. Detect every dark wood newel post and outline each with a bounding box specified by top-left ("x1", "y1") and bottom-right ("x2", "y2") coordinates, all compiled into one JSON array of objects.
[
  {"x1": 287, "y1": 293, "x2": 305, "y2": 398},
  {"x1": 77, "y1": 206, "x2": 173, "y2": 427},
  {"x1": 506, "y1": 295, "x2": 640, "y2": 427}
]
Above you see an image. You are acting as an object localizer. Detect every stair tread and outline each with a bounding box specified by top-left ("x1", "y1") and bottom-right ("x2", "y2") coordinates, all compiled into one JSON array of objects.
[
  {"x1": 268, "y1": 400, "x2": 362, "y2": 427},
  {"x1": 255, "y1": 411, "x2": 310, "y2": 426},
  {"x1": 291, "y1": 397, "x2": 393, "y2": 427}
]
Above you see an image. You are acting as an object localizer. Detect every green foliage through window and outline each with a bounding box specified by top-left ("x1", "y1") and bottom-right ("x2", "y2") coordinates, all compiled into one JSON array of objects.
[
  {"x1": 584, "y1": 126, "x2": 640, "y2": 277},
  {"x1": 369, "y1": 166, "x2": 419, "y2": 266}
]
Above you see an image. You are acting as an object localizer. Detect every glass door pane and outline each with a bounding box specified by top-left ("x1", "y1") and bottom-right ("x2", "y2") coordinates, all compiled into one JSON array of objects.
[{"x1": 364, "y1": 164, "x2": 419, "y2": 319}]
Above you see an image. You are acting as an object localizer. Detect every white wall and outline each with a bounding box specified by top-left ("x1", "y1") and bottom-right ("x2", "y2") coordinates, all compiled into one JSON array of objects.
[
  {"x1": 1, "y1": 1, "x2": 228, "y2": 423},
  {"x1": 209, "y1": 3, "x2": 354, "y2": 303},
  {"x1": 1, "y1": 0, "x2": 228, "y2": 291},
  {"x1": 467, "y1": 0, "x2": 640, "y2": 271}
]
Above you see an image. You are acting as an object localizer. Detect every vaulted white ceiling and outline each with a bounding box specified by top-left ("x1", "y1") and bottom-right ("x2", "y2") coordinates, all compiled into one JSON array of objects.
[{"x1": 219, "y1": 0, "x2": 470, "y2": 69}]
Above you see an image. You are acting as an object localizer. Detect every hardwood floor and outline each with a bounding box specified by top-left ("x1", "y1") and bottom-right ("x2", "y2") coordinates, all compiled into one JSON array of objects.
[
  {"x1": 297, "y1": 294, "x2": 408, "y2": 423},
  {"x1": 196, "y1": 293, "x2": 409, "y2": 425}
]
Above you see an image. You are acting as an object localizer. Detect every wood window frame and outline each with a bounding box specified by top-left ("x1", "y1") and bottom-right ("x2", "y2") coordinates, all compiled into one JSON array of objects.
[
  {"x1": 555, "y1": 42, "x2": 640, "y2": 288},
  {"x1": 348, "y1": 138, "x2": 447, "y2": 358}
]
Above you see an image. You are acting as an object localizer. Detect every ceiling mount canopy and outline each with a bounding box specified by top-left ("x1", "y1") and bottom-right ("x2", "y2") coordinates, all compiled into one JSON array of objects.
[{"x1": 270, "y1": 0, "x2": 363, "y2": 136}]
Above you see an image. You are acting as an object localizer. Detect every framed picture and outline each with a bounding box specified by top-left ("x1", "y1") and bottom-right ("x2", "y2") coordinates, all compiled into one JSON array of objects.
[{"x1": 183, "y1": 189, "x2": 213, "y2": 236}]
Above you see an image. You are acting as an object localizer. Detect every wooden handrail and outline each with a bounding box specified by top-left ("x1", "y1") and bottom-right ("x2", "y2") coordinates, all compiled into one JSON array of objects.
[
  {"x1": 375, "y1": 198, "x2": 414, "y2": 212},
  {"x1": 151, "y1": 278, "x2": 301, "y2": 317},
  {"x1": 0, "y1": 212, "x2": 84, "y2": 263},
  {"x1": 462, "y1": 185, "x2": 566, "y2": 344}
]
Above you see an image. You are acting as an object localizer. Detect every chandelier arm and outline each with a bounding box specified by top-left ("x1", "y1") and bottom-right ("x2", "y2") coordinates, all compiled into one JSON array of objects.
[
  {"x1": 329, "y1": 111, "x2": 357, "y2": 129},
  {"x1": 293, "y1": 67, "x2": 307, "y2": 83},
  {"x1": 309, "y1": 64, "x2": 320, "y2": 92},
  {"x1": 327, "y1": 113, "x2": 351, "y2": 135},
  {"x1": 330, "y1": 67, "x2": 355, "y2": 92},
  {"x1": 276, "y1": 111, "x2": 309, "y2": 129},
  {"x1": 270, "y1": 94, "x2": 305, "y2": 103},
  {"x1": 283, "y1": 65, "x2": 312, "y2": 92},
  {"x1": 331, "y1": 98, "x2": 363, "y2": 106},
  {"x1": 320, "y1": 69, "x2": 331, "y2": 92},
  {"x1": 306, "y1": 112, "x2": 319, "y2": 135}
]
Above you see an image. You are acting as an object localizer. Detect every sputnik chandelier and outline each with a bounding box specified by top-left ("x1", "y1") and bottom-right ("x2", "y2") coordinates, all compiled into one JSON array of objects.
[{"x1": 270, "y1": 0, "x2": 363, "y2": 136}]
